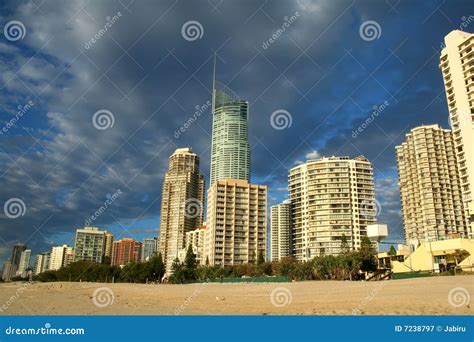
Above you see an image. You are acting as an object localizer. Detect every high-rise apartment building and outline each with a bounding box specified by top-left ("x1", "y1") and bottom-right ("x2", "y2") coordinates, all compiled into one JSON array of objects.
[
  {"x1": 74, "y1": 227, "x2": 106, "y2": 263},
  {"x1": 16, "y1": 249, "x2": 31, "y2": 277},
  {"x1": 183, "y1": 226, "x2": 206, "y2": 264},
  {"x1": 204, "y1": 179, "x2": 267, "y2": 266},
  {"x1": 440, "y1": 30, "x2": 474, "y2": 237},
  {"x1": 141, "y1": 237, "x2": 159, "y2": 262},
  {"x1": 209, "y1": 61, "x2": 250, "y2": 185},
  {"x1": 49, "y1": 245, "x2": 74, "y2": 271},
  {"x1": 111, "y1": 238, "x2": 142, "y2": 267},
  {"x1": 33, "y1": 252, "x2": 50, "y2": 275},
  {"x1": 159, "y1": 148, "x2": 205, "y2": 272},
  {"x1": 270, "y1": 201, "x2": 291, "y2": 261},
  {"x1": 10, "y1": 243, "x2": 26, "y2": 275},
  {"x1": 289, "y1": 156, "x2": 376, "y2": 259},
  {"x1": 1, "y1": 260, "x2": 13, "y2": 282},
  {"x1": 396, "y1": 125, "x2": 467, "y2": 245},
  {"x1": 104, "y1": 231, "x2": 114, "y2": 262}
]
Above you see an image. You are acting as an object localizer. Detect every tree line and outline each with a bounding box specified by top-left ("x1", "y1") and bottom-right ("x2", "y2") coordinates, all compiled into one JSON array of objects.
[{"x1": 33, "y1": 236, "x2": 378, "y2": 284}]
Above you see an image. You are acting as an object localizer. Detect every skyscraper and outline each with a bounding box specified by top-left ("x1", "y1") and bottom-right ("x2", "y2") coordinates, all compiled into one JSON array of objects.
[
  {"x1": 141, "y1": 237, "x2": 158, "y2": 262},
  {"x1": 49, "y1": 245, "x2": 74, "y2": 271},
  {"x1": 396, "y1": 125, "x2": 467, "y2": 245},
  {"x1": 204, "y1": 179, "x2": 267, "y2": 266},
  {"x1": 210, "y1": 59, "x2": 250, "y2": 184},
  {"x1": 16, "y1": 249, "x2": 31, "y2": 277},
  {"x1": 289, "y1": 156, "x2": 376, "y2": 259},
  {"x1": 74, "y1": 227, "x2": 106, "y2": 263},
  {"x1": 104, "y1": 231, "x2": 114, "y2": 262},
  {"x1": 159, "y1": 148, "x2": 205, "y2": 272},
  {"x1": 439, "y1": 30, "x2": 474, "y2": 237},
  {"x1": 10, "y1": 243, "x2": 26, "y2": 275},
  {"x1": 111, "y1": 238, "x2": 142, "y2": 267},
  {"x1": 270, "y1": 201, "x2": 291, "y2": 261}
]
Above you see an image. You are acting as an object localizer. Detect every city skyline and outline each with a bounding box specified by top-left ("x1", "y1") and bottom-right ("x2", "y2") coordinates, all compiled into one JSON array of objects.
[{"x1": 0, "y1": 0, "x2": 472, "y2": 263}]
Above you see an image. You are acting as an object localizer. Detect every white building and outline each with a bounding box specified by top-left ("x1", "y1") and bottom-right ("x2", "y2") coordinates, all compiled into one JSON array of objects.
[
  {"x1": 204, "y1": 179, "x2": 267, "y2": 266},
  {"x1": 16, "y1": 249, "x2": 31, "y2": 277},
  {"x1": 49, "y1": 245, "x2": 74, "y2": 271},
  {"x1": 440, "y1": 30, "x2": 474, "y2": 237},
  {"x1": 270, "y1": 201, "x2": 291, "y2": 261},
  {"x1": 289, "y1": 156, "x2": 376, "y2": 259}
]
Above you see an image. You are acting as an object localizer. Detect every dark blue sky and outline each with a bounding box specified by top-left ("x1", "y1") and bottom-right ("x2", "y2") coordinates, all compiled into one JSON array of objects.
[{"x1": 0, "y1": 0, "x2": 472, "y2": 261}]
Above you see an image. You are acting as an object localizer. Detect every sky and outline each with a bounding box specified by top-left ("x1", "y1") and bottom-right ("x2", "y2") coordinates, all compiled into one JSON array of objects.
[{"x1": 0, "y1": 0, "x2": 472, "y2": 262}]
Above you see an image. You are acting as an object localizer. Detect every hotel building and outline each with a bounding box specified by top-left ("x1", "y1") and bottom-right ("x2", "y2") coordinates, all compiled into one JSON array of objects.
[
  {"x1": 159, "y1": 148, "x2": 205, "y2": 272},
  {"x1": 210, "y1": 62, "x2": 250, "y2": 185},
  {"x1": 439, "y1": 30, "x2": 474, "y2": 237},
  {"x1": 204, "y1": 179, "x2": 267, "y2": 266},
  {"x1": 74, "y1": 227, "x2": 106, "y2": 263},
  {"x1": 396, "y1": 125, "x2": 467, "y2": 245},
  {"x1": 270, "y1": 201, "x2": 291, "y2": 261},
  {"x1": 49, "y1": 245, "x2": 74, "y2": 271},
  {"x1": 111, "y1": 238, "x2": 142, "y2": 267},
  {"x1": 289, "y1": 156, "x2": 376, "y2": 259}
]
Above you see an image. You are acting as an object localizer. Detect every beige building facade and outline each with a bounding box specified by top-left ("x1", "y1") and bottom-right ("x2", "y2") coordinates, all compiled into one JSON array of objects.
[
  {"x1": 289, "y1": 156, "x2": 376, "y2": 259},
  {"x1": 440, "y1": 30, "x2": 474, "y2": 237},
  {"x1": 270, "y1": 201, "x2": 291, "y2": 261},
  {"x1": 159, "y1": 148, "x2": 205, "y2": 272},
  {"x1": 396, "y1": 125, "x2": 468, "y2": 245},
  {"x1": 204, "y1": 179, "x2": 267, "y2": 266}
]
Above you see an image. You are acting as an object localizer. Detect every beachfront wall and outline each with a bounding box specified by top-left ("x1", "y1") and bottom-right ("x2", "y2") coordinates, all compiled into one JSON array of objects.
[{"x1": 391, "y1": 238, "x2": 474, "y2": 273}]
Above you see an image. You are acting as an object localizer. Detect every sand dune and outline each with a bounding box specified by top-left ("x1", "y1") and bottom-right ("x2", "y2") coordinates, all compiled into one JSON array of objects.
[{"x1": 0, "y1": 275, "x2": 472, "y2": 315}]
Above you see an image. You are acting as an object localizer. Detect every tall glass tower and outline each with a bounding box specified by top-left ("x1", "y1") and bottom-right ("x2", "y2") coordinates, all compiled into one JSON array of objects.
[{"x1": 210, "y1": 58, "x2": 250, "y2": 185}]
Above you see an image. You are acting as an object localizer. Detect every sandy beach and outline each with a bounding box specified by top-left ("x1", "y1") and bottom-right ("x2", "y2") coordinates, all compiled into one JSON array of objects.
[{"x1": 0, "y1": 275, "x2": 472, "y2": 315}]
